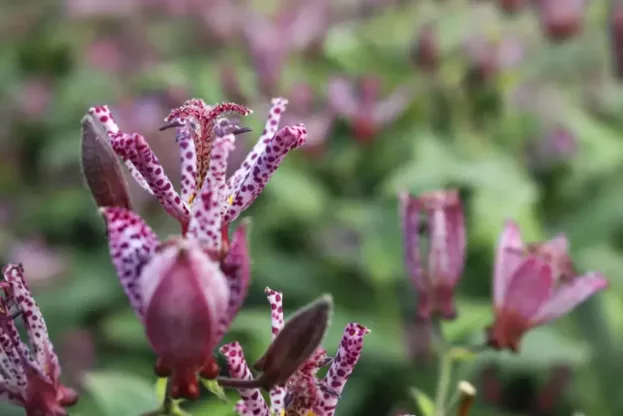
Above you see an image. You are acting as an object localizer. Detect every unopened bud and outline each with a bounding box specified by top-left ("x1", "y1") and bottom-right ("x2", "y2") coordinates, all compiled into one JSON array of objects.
[
  {"x1": 611, "y1": 1, "x2": 623, "y2": 79},
  {"x1": 412, "y1": 24, "x2": 439, "y2": 73},
  {"x1": 80, "y1": 114, "x2": 132, "y2": 210},
  {"x1": 498, "y1": 0, "x2": 527, "y2": 14},
  {"x1": 253, "y1": 294, "x2": 333, "y2": 389},
  {"x1": 538, "y1": 0, "x2": 585, "y2": 42},
  {"x1": 457, "y1": 381, "x2": 476, "y2": 416}
]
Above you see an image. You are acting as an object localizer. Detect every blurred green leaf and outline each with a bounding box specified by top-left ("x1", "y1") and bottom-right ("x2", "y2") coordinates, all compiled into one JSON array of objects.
[
  {"x1": 201, "y1": 379, "x2": 228, "y2": 402},
  {"x1": 409, "y1": 387, "x2": 435, "y2": 416},
  {"x1": 84, "y1": 371, "x2": 159, "y2": 416},
  {"x1": 102, "y1": 309, "x2": 147, "y2": 349}
]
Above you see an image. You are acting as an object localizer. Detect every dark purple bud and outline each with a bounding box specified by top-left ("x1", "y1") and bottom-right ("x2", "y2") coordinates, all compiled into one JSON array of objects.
[
  {"x1": 80, "y1": 114, "x2": 132, "y2": 210},
  {"x1": 538, "y1": 0, "x2": 585, "y2": 42},
  {"x1": 412, "y1": 24, "x2": 439, "y2": 73},
  {"x1": 498, "y1": 0, "x2": 528, "y2": 13},
  {"x1": 610, "y1": 0, "x2": 623, "y2": 79},
  {"x1": 253, "y1": 294, "x2": 333, "y2": 389}
]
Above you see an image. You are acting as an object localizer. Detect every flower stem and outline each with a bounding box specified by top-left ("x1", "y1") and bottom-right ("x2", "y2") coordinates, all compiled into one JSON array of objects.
[
  {"x1": 434, "y1": 350, "x2": 452, "y2": 416},
  {"x1": 162, "y1": 377, "x2": 174, "y2": 414}
]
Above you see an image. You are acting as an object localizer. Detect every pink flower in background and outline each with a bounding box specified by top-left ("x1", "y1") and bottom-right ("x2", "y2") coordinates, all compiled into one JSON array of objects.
[
  {"x1": 487, "y1": 220, "x2": 608, "y2": 352},
  {"x1": 399, "y1": 190, "x2": 467, "y2": 320},
  {"x1": 0, "y1": 264, "x2": 78, "y2": 415},
  {"x1": 8, "y1": 239, "x2": 69, "y2": 287},
  {"x1": 64, "y1": 0, "x2": 138, "y2": 19},
  {"x1": 283, "y1": 83, "x2": 335, "y2": 155},
  {"x1": 85, "y1": 39, "x2": 123, "y2": 74},
  {"x1": 242, "y1": 0, "x2": 331, "y2": 95},
  {"x1": 58, "y1": 330, "x2": 96, "y2": 389},
  {"x1": 221, "y1": 287, "x2": 370, "y2": 416},
  {"x1": 328, "y1": 75, "x2": 413, "y2": 143},
  {"x1": 18, "y1": 78, "x2": 52, "y2": 119}
]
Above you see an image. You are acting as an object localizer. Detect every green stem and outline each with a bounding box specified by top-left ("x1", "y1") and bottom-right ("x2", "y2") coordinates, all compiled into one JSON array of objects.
[
  {"x1": 162, "y1": 377, "x2": 173, "y2": 415},
  {"x1": 434, "y1": 350, "x2": 452, "y2": 416}
]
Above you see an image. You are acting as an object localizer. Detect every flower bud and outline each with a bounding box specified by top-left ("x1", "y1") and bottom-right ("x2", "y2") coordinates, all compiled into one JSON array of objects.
[
  {"x1": 412, "y1": 24, "x2": 439, "y2": 73},
  {"x1": 253, "y1": 294, "x2": 332, "y2": 390},
  {"x1": 80, "y1": 114, "x2": 132, "y2": 209},
  {"x1": 610, "y1": 0, "x2": 623, "y2": 78},
  {"x1": 538, "y1": 0, "x2": 585, "y2": 42}
]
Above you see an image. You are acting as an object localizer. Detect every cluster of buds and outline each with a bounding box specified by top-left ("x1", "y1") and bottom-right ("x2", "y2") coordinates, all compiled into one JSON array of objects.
[
  {"x1": 0, "y1": 264, "x2": 77, "y2": 415},
  {"x1": 219, "y1": 288, "x2": 369, "y2": 416},
  {"x1": 400, "y1": 190, "x2": 608, "y2": 353},
  {"x1": 81, "y1": 96, "x2": 309, "y2": 399}
]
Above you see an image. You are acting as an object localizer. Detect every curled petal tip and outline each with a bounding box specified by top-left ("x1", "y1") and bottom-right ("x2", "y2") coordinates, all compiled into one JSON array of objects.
[
  {"x1": 232, "y1": 127, "x2": 252, "y2": 135},
  {"x1": 159, "y1": 120, "x2": 184, "y2": 131}
]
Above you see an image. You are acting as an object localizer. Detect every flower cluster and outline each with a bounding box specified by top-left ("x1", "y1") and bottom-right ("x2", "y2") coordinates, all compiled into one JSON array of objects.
[
  {"x1": 0, "y1": 264, "x2": 77, "y2": 416},
  {"x1": 221, "y1": 288, "x2": 369, "y2": 416},
  {"x1": 86, "y1": 97, "x2": 308, "y2": 399},
  {"x1": 400, "y1": 189, "x2": 608, "y2": 353}
]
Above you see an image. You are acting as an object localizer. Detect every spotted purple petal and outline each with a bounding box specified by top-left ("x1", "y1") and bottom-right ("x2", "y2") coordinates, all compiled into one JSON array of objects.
[
  {"x1": 223, "y1": 124, "x2": 307, "y2": 224},
  {"x1": 88, "y1": 106, "x2": 154, "y2": 195},
  {"x1": 264, "y1": 287, "x2": 285, "y2": 413},
  {"x1": 225, "y1": 97, "x2": 288, "y2": 215},
  {"x1": 220, "y1": 342, "x2": 270, "y2": 416},
  {"x1": 321, "y1": 323, "x2": 370, "y2": 416},
  {"x1": 2, "y1": 264, "x2": 60, "y2": 384},
  {"x1": 216, "y1": 221, "x2": 251, "y2": 342},
  {"x1": 186, "y1": 135, "x2": 235, "y2": 252},
  {"x1": 176, "y1": 127, "x2": 197, "y2": 204},
  {"x1": 109, "y1": 131, "x2": 190, "y2": 225},
  {"x1": 100, "y1": 208, "x2": 159, "y2": 319}
]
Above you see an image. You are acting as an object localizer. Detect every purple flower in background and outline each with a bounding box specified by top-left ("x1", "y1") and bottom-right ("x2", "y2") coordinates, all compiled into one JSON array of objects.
[
  {"x1": 283, "y1": 83, "x2": 336, "y2": 155},
  {"x1": 8, "y1": 239, "x2": 69, "y2": 287},
  {"x1": 399, "y1": 190, "x2": 467, "y2": 320},
  {"x1": 221, "y1": 288, "x2": 369, "y2": 416},
  {"x1": 242, "y1": 0, "x2": 331, "y2": 95},
  {"x1": 537, "y1": 0, "x2": 586, "y2": 42},
  {"x1": 487, "y1": 220, "x2": 608, "y2": 352},
  {"x1": 526, "y1": 125, "x2": 578, "y2": 170},
  {"x1": 0, "y1": 264, "x2": 78, "y2": 416},
  {"x1": 611, "y1": 0, "x2": 623, "y2": 79},
  {"x1": 328, "y1": 75, "x2": 413, "y2": 143},
  {"x1": 411, "y1": 24, "x2": 440, "y2": 73}
]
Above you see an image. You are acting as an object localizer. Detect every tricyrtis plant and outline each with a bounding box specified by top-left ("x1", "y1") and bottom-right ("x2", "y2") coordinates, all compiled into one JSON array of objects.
[
  {"x1": 0, "y1": 264, "x2": 77, "y2": 416},
  {"x1": 80, "y1": 95, "x2": 369, "y2": 415},
  {"x1": 398, "y1": 190, "x2": 608, "y2": 416}
]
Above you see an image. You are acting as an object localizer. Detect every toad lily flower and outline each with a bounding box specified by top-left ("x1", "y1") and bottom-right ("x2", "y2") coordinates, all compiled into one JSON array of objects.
[
  {"x1": 98, "y1": 134, "x2": 254, "y2": 399},
  {"x1": 221, "y1": 288, "x2": 370, "y2": 416},
  {"x1": 88, "y1": 97, "x2": 306, "y2": 234},
  {"x1": 487, "y1": 220, "x2": 608, "y2": 352},
  {"x1": 399, "y1": 189, "x2": 466, "y2": 320},
  {"x1": 0, "y1": 264, "x2": 78, "y2": 416}
]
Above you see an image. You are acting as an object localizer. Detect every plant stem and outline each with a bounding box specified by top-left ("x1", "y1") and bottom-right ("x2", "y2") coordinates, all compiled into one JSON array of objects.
[
  {"x1": 434, "y1": 350, "x2": 452, "y2": 416},
  {"x1": 162, "y1": 377, "x2": 173, "y2": 414}
]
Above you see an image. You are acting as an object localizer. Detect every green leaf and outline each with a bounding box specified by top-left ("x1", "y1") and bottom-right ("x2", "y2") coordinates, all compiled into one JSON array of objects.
[
  {"x1": 444, "y1": 299, "x2": 491, "y2": 342},
  {"x1": 201, "y1": 379, "x2": 228, "y2": 402},
  {"x1": 84, "y1": 371, "x2": 159, "y2": 416},
  {"x1": 409, "y1": 387, "x2": 435, "y2": 416}
]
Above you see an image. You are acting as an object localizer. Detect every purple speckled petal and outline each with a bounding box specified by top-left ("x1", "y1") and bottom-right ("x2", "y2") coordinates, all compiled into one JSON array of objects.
[
  {"x1": 220, "y1": 342, "x2": 269, "y2": 416},
  {"x1": 223, "y1": 124, "x2": 307, "y2": 224},
  {"x1": 216, "y1": 222, "x2": 251, "y2": 342},
  {"x1": 176, "y1": 127, "x2": 197, "y2": 204},
  {"x1": 2, "y1": 264, "x2": 60, "y2": 384},
  {"x1": 187, "y1": 135, "x2": 235, "y2": 252},
  {"x1": 264, "y1": 287, "x2": 285, "y2": 413},
  {"x1": 99, "y1": 208, "x2": 159, "y2": 319},
  {"x1": 320, "y1": 323, "x2": 370, "y2": 416},
  {"x1": 225, "y1": 97, "x2": 288, "y2": 215},
  {"x1": 109, "y1": 131, "x2": 190, "y2": 225},
  {"x1": 88, "y1": 105, "x2": 154, "y2": 195}
]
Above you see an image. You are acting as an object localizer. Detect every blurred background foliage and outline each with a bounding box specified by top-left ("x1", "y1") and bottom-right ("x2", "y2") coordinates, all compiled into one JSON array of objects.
[{"x1": 0, "y1": 0, "x2": 622, "y2": 415}]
